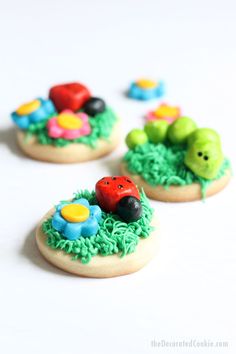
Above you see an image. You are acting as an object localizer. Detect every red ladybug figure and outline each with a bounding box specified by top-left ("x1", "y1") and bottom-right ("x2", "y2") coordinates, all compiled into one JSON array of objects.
[
  {"x1": 95, "y1": 176, "x2": 142, "y2": 222},
  {"x1": 49, "y1": 82, "x2": 91, "y2": 112}
]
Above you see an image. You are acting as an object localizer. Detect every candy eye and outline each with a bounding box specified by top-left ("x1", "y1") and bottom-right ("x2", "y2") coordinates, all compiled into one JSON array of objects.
[
  {"x1": 198, "y1": 152, "x2": 203, "y2": 157},
  {"x1": 118, "y1": 185, "x2": 123, "y2": 189},
  {"x1": 204, "y1": 156, "x2": 209, "y2": 161}
]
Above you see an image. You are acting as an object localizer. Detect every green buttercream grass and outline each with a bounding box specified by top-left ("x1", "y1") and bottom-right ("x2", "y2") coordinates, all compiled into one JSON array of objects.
[
  {"x1": 124, "y1": 142, "x2": 230, "y2": 197},
  {"x1": 26, "y1": 107, "x2": 117, "y2": 148},
  {"x1": 42, "y1": 190, "x2": 154, "y2": 264}
]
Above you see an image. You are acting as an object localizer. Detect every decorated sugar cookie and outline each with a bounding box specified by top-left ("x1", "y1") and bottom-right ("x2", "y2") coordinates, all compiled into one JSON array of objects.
[
  {"x1": 128, "y1": 79, "x2": 164, "y2": 100},
  {"x1": 121, "y1": 117, "x2": 231, "y2": 202},
  {"x1": 36, "y1": 177, "x2": 158, "y2": 277},
  {"x1": 11, "y1": 82, "x2": 120, "y2": 163}
]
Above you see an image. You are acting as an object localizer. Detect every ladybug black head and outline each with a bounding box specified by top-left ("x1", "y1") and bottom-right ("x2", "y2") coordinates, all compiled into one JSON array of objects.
[
  {"x1": 116, "y1": 196, "x2": 142, "y2": 223},
  {"x1": 82, "y1": 97, "x2": 106, "y2": 117}
]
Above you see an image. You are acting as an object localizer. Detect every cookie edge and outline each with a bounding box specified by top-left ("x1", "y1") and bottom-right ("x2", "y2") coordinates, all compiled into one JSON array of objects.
[
  {"x1": 120, "y1": 161, "x2": 231, "y2": 202},
  {"x1": 17, "y1": 120, "x2": 121, "y2": 163},
  {"x1": 36, "y1": 208, "x2": 158, "y2": 278}
]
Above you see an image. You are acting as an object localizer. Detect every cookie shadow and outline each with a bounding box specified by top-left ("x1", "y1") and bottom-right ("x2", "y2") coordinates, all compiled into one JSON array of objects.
[
  {"x1": 0, "y1": 126, "x2": 24, "y2": 158},
  {"x1": 123, "y1": 89, "x2": 130, "y2": 99},
  {"x1": 21, "y1": 228, "x2": 74, "y2": 277}
]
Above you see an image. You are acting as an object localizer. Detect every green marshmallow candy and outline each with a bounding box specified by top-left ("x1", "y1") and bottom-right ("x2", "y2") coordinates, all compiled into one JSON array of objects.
[
  {"x1": 144, "y1": 120, "x2": 169, "y2": 144},
  {"x1": 185, "y1": 139, "x2": 224, "y2": 179},
  {"x1": 126, "y1": 129, "x2": 148, "y2": 149},
  {"x1": 167, "y1": 117, "x2": 197, "y2": 144},
  {"x1": 187, "y1": 128, "x2": 221, "y2": 146}
]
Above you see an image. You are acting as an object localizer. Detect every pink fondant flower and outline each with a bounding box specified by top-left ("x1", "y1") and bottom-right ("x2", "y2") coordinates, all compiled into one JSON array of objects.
[
  {"x1": 146, "y1": 103, "x2": 181, "y2": 124},
  {"x1": 47, "y1": 110, "x2": 91, "y2": 140}
]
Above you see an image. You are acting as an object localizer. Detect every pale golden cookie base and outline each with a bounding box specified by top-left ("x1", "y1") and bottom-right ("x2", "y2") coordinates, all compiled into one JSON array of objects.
[
  {"x1": 17, "y1": 121, "x2": 121, "y2": 163},
  {"x1": 120, "y1": 162, "x2": 231, "y2": 202},
  {"x1": 36, "y1": 208, "x2": 158, "y2": 278}
]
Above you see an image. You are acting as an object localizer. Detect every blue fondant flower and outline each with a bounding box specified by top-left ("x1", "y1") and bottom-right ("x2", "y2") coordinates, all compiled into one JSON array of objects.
[
  {"x1": 52, "y1": 198, "x2": 102, "y2": 241},
  {"x1": 128, "y1": 79, "x2": 164, "y2": 101},
  {"x1": 11, "y1": 98, "x2": 56, "y2": 130}
]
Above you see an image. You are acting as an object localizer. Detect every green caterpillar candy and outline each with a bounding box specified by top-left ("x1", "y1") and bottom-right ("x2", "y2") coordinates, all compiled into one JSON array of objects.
[
  {"x1": 144, "y1": 120, "x2": 169, "y2": 143},
  {"x1": 125, "y1": 128, "x2": 148, "y2": 149},
  {"x1": 185, "y1": 139, "x2": 223, "y2": 179},
  {"x1": 187, "y1": 128, "x2": 221, "y2": 146},
  {"x1": 167, "y1": 117, "x2": 197, "y2": 144},
  {"x1": 126, "y1": 117, "x2": 224, "y2": 180},
  {"x1": 143, "y1": 117, "x2": 198, "y2": 144}
]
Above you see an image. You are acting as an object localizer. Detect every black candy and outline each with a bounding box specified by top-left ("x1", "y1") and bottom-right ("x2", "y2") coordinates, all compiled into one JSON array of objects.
[
  {"x1": 83, "y1": 97, "x2": 106, "y2": 117},
  {"x1": 116, "y1": 196, "x2": 142, "y2": 223}
]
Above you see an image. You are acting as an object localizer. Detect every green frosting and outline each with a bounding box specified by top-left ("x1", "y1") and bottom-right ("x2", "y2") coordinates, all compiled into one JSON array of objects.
[
  {"x1": 42, "y1": 190, "x2": 154, "y2": 264},
  {"x1": 124, "y1": 142, "x2": 230, "y2": 197},
  {"x1": 26, "y1": 107, "x2": 117, "y2": 148}
]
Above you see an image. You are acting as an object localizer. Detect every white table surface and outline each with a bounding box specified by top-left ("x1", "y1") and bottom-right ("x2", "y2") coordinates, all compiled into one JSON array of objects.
[{"x1": 1, "y1": 0, "x2": 236, "y2": 353}]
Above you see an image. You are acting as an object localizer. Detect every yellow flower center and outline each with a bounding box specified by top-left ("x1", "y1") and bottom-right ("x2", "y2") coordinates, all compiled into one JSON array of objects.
[
  {"x1": 155, "y1": 105, "x2": 179, "y2": 118},
  {"x1": 57, "y1": 113, "x2": 83, "y2": 130},
  {"x1": 16, "y1": 99, "x2": 41, "y2": 116},
  {"x1": 136, "y1": 79, "x2": 157, "y2": 89},
  {"x1": 61, "y1": 204, "x2": 90, "y2": 223}
]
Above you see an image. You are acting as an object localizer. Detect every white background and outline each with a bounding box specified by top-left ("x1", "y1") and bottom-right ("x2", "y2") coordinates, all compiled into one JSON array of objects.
[{"x1": 0, "y1": 0, "x2": 236, "y2": 353}]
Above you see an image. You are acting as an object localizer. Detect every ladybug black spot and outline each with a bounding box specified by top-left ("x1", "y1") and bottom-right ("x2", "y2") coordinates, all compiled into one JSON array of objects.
[
  {"x1": 83, "y1": 97, "x2": 106, "y2": 117},
  {"x1": 204, "y1": 156, "x2": 209, "y2": 160},
  {"x1": 116, "y1": 196, "x2": 142, "y2": 223},
  {"x1": 118, "y1": 184, "x2": 123, "y2": 189},
  {"x1": 198, "y1": 151, "x2": 203, "y2": 157}
]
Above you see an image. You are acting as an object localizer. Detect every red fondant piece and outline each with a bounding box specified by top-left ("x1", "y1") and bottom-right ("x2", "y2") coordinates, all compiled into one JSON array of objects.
[
  {"x1": 49, "y1": 82, "x2": 91, "y2": 112},
  {"x1": 95, "y1": 176, "x2": 140, "y2": 213}
]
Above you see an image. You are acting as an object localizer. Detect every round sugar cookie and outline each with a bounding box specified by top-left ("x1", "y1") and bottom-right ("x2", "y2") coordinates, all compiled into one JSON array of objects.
[
  {"x1": 36, "y1": 208, "x2": 158, "y2": 278},
  {"x1": 120, "y1": 162, "x2": 231, "y2": 202},
  {"x1": 17, "y1": 120, "x2": 121, "y2": 163}
]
